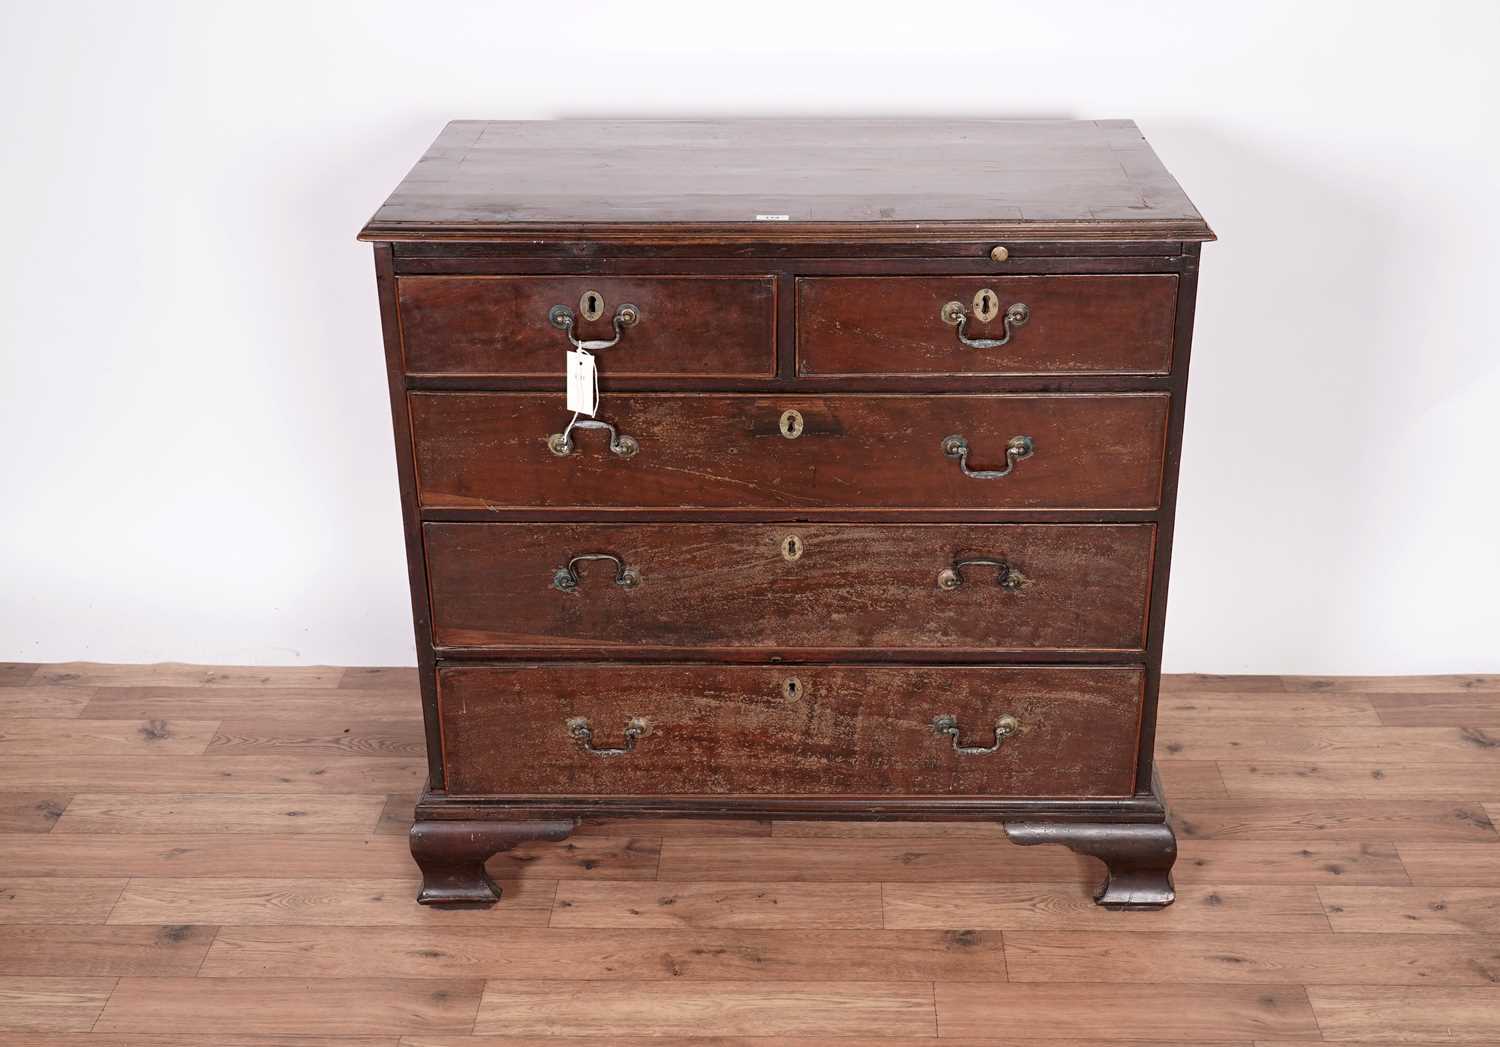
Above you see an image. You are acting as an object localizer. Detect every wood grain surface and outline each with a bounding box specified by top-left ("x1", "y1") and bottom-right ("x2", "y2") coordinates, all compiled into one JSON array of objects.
[
  {"x1": 2, "y1": 663, "x2": 1497, "y2": 1041},
  {"x1": 408, "y1": 392, "x2": 1171, "y2": 510},
  {"x1": 424, "y1": 522, "x2": 1154, "y2": 655}
]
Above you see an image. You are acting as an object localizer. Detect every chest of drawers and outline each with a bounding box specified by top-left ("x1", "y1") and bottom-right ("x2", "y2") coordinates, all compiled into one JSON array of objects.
[{"x1": 362, "y1": 118, "x2": 1213, "y2": 910}]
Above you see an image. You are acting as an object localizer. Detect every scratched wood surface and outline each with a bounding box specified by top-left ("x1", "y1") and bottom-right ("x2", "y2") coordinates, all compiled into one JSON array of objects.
[{"x1": 3, "y1": 663, "x2": 1500, "y2": 1042}]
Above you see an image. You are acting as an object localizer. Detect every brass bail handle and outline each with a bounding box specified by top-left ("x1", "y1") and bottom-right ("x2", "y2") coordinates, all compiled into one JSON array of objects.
[
  {"x1": 936, "y1": 557, "x2": 1026, "y2": 592},
  {"x1": 939, "y1": 293, "x2": 1029, "y2": 350},
  {"x1": 548, "y1": 301, "x2": 641, "y2": 351},
  {"x1": 931, "y1": 713, "x2": 1020, "y2": 756},
  {"x1": 941, "y1": 434, "x2": 1034, "y2": 479},
  {"x1": 567, "y1": 716, "x2": 650, "y2": 757},
  {"x1": 552, "y1": 553, "x2": 640, "y2": 592}
]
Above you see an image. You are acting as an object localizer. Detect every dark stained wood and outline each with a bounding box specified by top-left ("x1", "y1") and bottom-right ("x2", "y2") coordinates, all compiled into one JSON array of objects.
[
  {"x1": 360, "y1": 119, "x2": 1214, "y2": 243},
  {"x1": 408, "y1": 392, "x2": 1171, "y2": 511},
  {"x1": 424, "y1": 522, "x2": 1154, "y2": 655},
  {"x1": 397, "y1": 275, "x2": 776, "y2": 377},
  {"x1": 435, "y1": 665, "x2": 1143, "y2": 797},
  {"x1": 798, "y1": 275, "x2": 1178, "y2": 376},
  {"x1": 1005, "y1": 821, "x2": 1176, "y2": 909}
]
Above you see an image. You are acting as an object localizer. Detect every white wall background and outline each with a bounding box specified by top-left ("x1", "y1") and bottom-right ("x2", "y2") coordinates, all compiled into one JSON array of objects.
[{"x1": 2, "y1": 0, "x2": 1497, "y2": 673}]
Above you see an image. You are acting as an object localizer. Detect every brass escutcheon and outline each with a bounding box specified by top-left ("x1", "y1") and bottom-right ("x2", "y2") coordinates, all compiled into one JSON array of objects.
[
  {"x1": 781, "y1": 535, "x2": 804, "y2": 561},
  {"x1": 578, "y1": 289, "x2": 606, "y2": 322},
  {"x1": 782, "y1": 677, "x2": 804, "y2": 701},
  {"x1": 972, "y1": 287, "x2": 1001, "y2": 323},
  {"x1": 779, "y1": 409, "x2": 804, "y2": 439}
]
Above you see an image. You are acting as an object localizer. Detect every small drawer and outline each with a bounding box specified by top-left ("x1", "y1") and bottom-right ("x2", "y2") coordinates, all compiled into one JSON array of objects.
[
  {"x1": 425, "y1": 522, "x2": 1154, "y2": 656},
  {"x1": 437, "y1": 664, "x2": 1143, "y2": 797},
  {"x1": 409, "y1": 392, "x2": 1169, "y2": 511},
  {"x1": 797, "y1": 275, "x2": 1177, "y2": 376},
  {"x1": 397, "y1": 275, "x2": 777, "y2": 377}
]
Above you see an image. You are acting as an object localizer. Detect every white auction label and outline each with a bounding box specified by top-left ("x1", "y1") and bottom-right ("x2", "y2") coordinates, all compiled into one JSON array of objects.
[{"x1": 566, "y1": 349, "x2": 598, "y2": 416}]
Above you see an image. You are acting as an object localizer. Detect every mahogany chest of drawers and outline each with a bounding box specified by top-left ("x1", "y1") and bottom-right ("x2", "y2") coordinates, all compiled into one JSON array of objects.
[{"x1": 361, "y1": 118, "x2": 1213, "y2": 909}]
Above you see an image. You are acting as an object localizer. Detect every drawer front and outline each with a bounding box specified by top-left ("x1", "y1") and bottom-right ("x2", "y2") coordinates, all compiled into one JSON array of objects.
[
  {"x1": 397, "y1": 275, "x2": 777, "y2": 377},
  {"x1": 797, "y1": 275, "x2": 1177, "y2": 376},
  {"x1": 409, "y1": 392, "x2": 1169, "y2": 510},
  {"x1": 437, "y1": 665, "x2": 1143, "y2": 797},
  {"x1": 425, "y1": 522, "x2": 1154, "y2": 655}
]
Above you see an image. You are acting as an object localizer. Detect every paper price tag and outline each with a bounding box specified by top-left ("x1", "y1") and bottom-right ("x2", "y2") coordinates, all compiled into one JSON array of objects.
[{"x1": 566, "y1": 349, "x2": 599, "y2": 416}]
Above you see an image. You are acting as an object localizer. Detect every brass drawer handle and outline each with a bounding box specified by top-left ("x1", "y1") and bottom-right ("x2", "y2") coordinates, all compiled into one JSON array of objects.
[
  {"x1": 941, "y1": 434, "x2": 1033, "y2": 479},
  {"x1": 932, "y1": 714, "x2": 1019, "y2": 756},
  {"x1": 553, "y1": 553, "x2": 640, "y2": 592},
  {"x1": 940, "y1": 298, "x2": 1029, "y2": 349},
  {"x1": 548, "y1": 417, "x2": 638, "y2": 458},
  {"x1": 567, "y1": 716, "x2": 650, "y2": 757},
  {"x1": 937, "y1": 558, "x2": 1026, "y2": 592},
  {"x1": 548, "y1": 302, "x2": 641, "y2": 351}
]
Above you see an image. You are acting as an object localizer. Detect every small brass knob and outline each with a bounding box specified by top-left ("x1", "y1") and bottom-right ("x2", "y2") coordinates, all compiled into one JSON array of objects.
[{"x1": 990, "y1": 245, "x2": 1010, "y2": 263}]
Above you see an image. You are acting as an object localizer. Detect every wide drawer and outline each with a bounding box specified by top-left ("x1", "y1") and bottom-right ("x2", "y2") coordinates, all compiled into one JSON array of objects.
[
  {"x1": 409, "y1": 392, "x2": 1169, "y2": 510},
  {"x1": 437, "y1": 664, "x2": 1144, "y2": 797},
  {"x1": 798, "y1": 275, "x2": 1178, "y2": 376},
  {"x1": 397, "y1": 275, "x2": 777, "y2": 377},
  {"x1": 425, "y1": 522, "x2": 1154, "y2": 655}
]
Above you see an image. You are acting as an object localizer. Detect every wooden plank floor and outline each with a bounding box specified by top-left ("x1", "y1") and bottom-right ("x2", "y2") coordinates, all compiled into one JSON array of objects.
[{"x1": 2, "y1": 663, "x2": 1500, "y2": 1043}]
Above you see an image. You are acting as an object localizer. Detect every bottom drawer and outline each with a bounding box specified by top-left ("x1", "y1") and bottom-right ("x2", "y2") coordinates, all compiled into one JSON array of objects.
[{"x1": 437, "y1": 665, "x2": 1143, "y2": 797}]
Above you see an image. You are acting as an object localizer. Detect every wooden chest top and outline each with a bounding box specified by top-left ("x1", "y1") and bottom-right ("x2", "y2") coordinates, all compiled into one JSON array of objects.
[{"x1": 360, "y1": 118, "x2": 1214, "y2": 243}]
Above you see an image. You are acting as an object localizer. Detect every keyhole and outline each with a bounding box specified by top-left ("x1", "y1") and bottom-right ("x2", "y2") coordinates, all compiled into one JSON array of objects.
[
  {"x1": 782, "y1": 677, "x2": 803, "y2": 700},
  {"x1": 972, "y1": 287, "x2": 1000, "y2": 323},
  {"x1": 579, "y1": 290, "x2": 606, "y2": 322},
  {"x1": 781, "y1": 535, "x2": 803, "y2": 561},
  {"x1": 779, "y1": 409, "x2": 804, "y2": 439}
]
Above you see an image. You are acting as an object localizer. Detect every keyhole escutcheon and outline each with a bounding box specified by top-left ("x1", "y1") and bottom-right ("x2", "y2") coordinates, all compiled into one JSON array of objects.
[
  {"x1": 779, "y1": 409, "x2": 804, "y2": 439},
  {"x1": 579, "y1": 290, "x2": 606, "y2": 322},
  {"x1": 782, "y1": 677, "x2": 803, "y2": 701},
  {"x1": 972, "y1": 287, "x2": 1000, "y2": 323},
  {"x1": 781, "y1": 535, "x2": 804, "y2": 561}
]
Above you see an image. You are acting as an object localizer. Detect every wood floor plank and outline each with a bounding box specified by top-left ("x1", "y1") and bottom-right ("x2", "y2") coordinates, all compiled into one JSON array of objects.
[
  {"x1": 1306, "y1": 985, "x2": 1500, "y2": 1040},
  {"x1": 490, "y1": 836, "x2": 660, "y2": 880},
  {"x1": 52, "y1": 795, "x2": 386, "y2": 835},
  {"x1": 1158, "y1": 759, "x2": 1231, "y2": 798},
  {"x1": 402, "y1": 1039, "x2": 1249, "y2": 1047},
  {"x1": 934, "y1": 982, "x2": 1319, "y2": 1039},
  {"x1": 79, "y1": 687, "x2": 417, "y2": 721},
  {"x1": 32, "y1": 664, "x2": 343, "y2": 689},
  {"x1": 0, "y1": 688, "x2": 93, "y2": 719},
  {"x1": 770, "y1": 819, "x2": 1003, "y2": 838},
  {"x1": 201, "y1": 925, "x2": 1006, "y2": 981},
  {"x1": 0, "y1": 925, "x2": 216, "y2": 976},
  {"x1": 0, "y1": 756, "x2": 426, "y2": 795},
  {"x1": 1159, "y1": 691, "x2": 1381, "y2": 724},
  {"x1": 93, "y1": 978, "x2": 483, "y2": 1036},
  {"x1": 0, "y1": 1036, "x2": 399, "y2": 1047},
  {"x1": 656, "y1": 837, "x2": 1091, "y2": 882},
  {"x1": 0, "y1": 665, "x2": 39, "y2": 687},
  {"x1": 1170, "y1": 800, "x2": 1497, "y2": 841},
  {"x1": 0, "y1": 979, "x2": 115, "y2": 1033},
  {"x1": 0, "y1": 833, "x2": 414, "y2": 878},
  {"x1": 882, "y1": 883, "x2": 1332, "y2": 932},
  {"x1": 1218, "y1": 761, "x2": 1500, "y2": 798},
  {"x1": 1320, "y1": 885, "x2": 1500, "y2": 934},
  {"x1": 1003, "y1": 930, "x2": 1500, "y2": 984},
  {"x1": 0, "y1": 796, "x2": 68, "y2": 833},
  {"x1": 1160, "y1": 724, "x2": 1500, "y2": 763},
  {"x1": 550, "y1": 881, "x2": 883, "y2": 928},
  {"x1": 1283, "y1": 674, "x2": 1500, "y2": 693},
  {"x1": 1398, "y1": 843, "x2": 1500, "y2": 885},
  {"x1": 1161, "y1": 674, "x2": 1287, "y2": 693},
  {"x1": 376, "y1": 795, "x2": 417, "y2": 836},
  {"x1": 471, "y1": 980, "x2": 935, "y2": 1038},
  {"x1": 1174, "y1": 840, "x2": 1410, "y2": 885},
  {"x1": 105, "y1": 878, "x2": 554, "y2": 927},
  {"x1": 0, "y1": 720, "x2": 218, "y2": 757},
  {"x1": 1369, "y1": 690, "x2": 1500, "y2": 726},
  {"x1": 339, "y1": 666, "x2": 419, "y2": 691},
  {"x1": 0, "y1": 880, "x2": 127, "y2": 924},
  {"x1": 206, "y1": 718, "x2": 425, "y2": 757}
]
